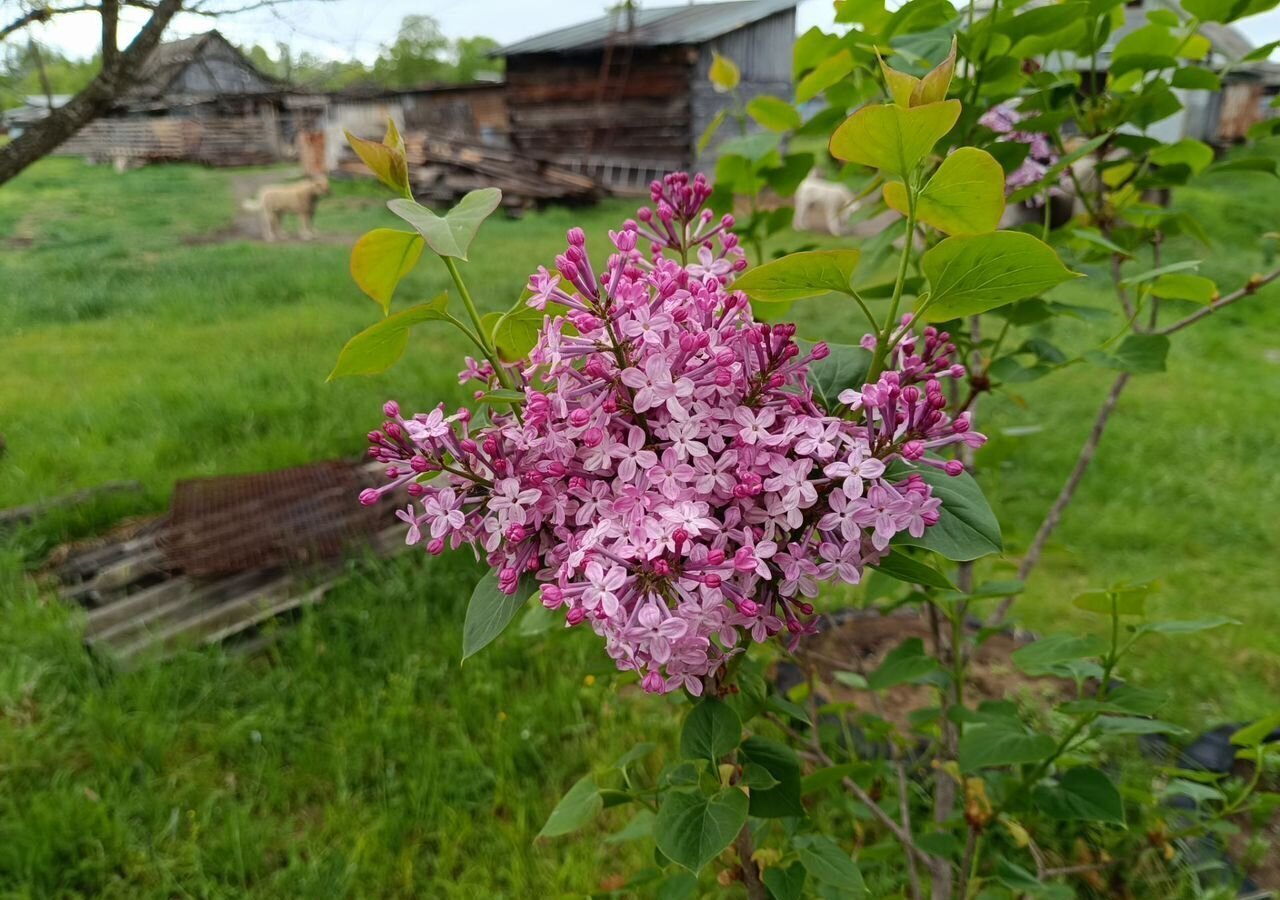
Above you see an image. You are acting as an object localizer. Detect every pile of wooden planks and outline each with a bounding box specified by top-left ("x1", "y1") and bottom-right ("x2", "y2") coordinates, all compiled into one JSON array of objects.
[
  {"x1": 50, "y1": 461, "x2": 408, "y2": 666},
  {"x1": 337, "y1": 131, "x2": 599, "y2": 208}
]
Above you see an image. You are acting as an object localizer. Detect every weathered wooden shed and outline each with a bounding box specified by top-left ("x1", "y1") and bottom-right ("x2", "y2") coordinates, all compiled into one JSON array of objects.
[
  {"x1": 56, "y1": 31, "x2": 323, "y2": 167},
  {"x1": 496, "y1": 0, "x2": 796, "y2": 192}
]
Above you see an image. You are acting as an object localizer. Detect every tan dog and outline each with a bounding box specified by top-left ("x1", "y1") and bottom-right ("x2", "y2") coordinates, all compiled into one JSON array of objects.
[
  {"x1": 793, "y1": 173, "x2": 861, "y2": 236},
  {"x1": 243, "y1": 175, "x2": 329, "y2": 241}
]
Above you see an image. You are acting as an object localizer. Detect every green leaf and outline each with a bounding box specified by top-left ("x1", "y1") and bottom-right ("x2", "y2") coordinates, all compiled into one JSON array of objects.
[
  {"x1": 1151, "y1": 273, "x2": 1216, "y2": 303},
  {"x1": 1150, "y1": 139, "x2": 1215, "y2": 175},
  {"x1": 921, "y1": 231, "x2": 1079, "y2": 321},
  {"x1": 1206, "y1": 156, "x2": 1279, "y2": 177},
  {"x1": 794, "y1": 835, "x2": 868, "y2": 892},
  {"x1": 735, "y1": 250, "x2": 862, "y2": 302},
  {"x1": 799, "y1": 341, "x2": 873, "y2": 411},
  {"x1": 1012, "y1": 634, "x2": 1107, "y2": 675},
  {"x1": 1136, "y1": 616, "x2": 1239, "y2": 635},
  {"x1": 344, "y1": 126, "x2": 411, "y2": 197},
  {"x1": 538, "y1": 773, "x2": 602, "y2": 838},
  {"x1": 889, "y1": 464, "x2": 1003, "y2": 561},
  {"x1": 1072, "y1": 582, "x2": 1155, "y2": 616},
  {"x1": 327, "y1": 292, "x2": 451, "y2": 380},
  {"x1": 1182, "y1": 0, "x2": 1279, "y2": 23},
  {"x1": 829, "y1": 100, "x2": 961, "y2": 176},
  {"x1": 1089, "y1": 334, "x2": 1170, "y2": 375},
  {"x1": 1094, "y1": 716, "x2": 1189, "y2": 736},
  {"x1": 1231, "y1": 712, "x2": 1280, "y2": 748},
  {"x1": 1119, "y1": 259, "x2": 1202, "y2": 287},
  {"x1": 605, "y1": 809, "x2": 655, "y2": 844},
  {"x1": 462, "y1": 570, "x2": 540, "y2": 660},
  {"x1": 710, "y1": 51, "x2": 741, "y2": 92},
  {"x1": 740, "y1": 736, "x2": 804, "y2": 818},
  {"x1": 613, "y1": 742, "x2": 658, "y2": 771},
  {"x1": 763, "y1": 863, "x2": 807, "y2": 900},
  {"x1": 698, "y1": 109, "x2": 728, "y2": 156},
  {"x1": 767, "y1": 693, "x2": 813, "y2": 726},
  {"x1": 1000, "y1": 2, "x2": 1087, "y2": 41},
  {"x1": 1033, "y1": 766, "x2": 1125, "y2": 825},
  {"x1": 349, "y1": 229, "x2": 425, "y2": 314},
  {"x1": 387, "y1": 188, "x2": 502, "y2": 260},
  {"x1": 747, "y1": 95, "x2": 802, "y2": 132},
  {"x1": 867, "y1": 637, "x2": 940, "y2": 690},
  {"x1": 1060, "y1": 685, "x2": 1167, "y2": 717},
  {"x1": 870, "y1": 553, "x2": 957, "y2": 590},
  {"x1": 680, "y1": 699, "x2": 742, "y2": 763},
  {"x1": 960, "y1": 721, "x2": 1057, "y2": 771},
  {"x1": 885, "y1": 147, "x2": 1006, "y2": 236},
  {"x1": 492, "y1": 301, "x2": 549, "y2": 363},
  {"x1": 796, "y1": 49, "x2": 854, "y2": 104},
  {"x1": 655, "y1": 788, "x2": 748, "y2": 873}
]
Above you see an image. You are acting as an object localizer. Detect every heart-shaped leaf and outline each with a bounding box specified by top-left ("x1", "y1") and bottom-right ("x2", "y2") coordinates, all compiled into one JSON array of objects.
[
  {"x1": 655, "y1": 788, "x2": 748, "y2": 873},
  {"x1": 709, "y1": 51, "x2": 741, "y2": 92},
  {"x1": 389, "y1": 188, "x2": 503, "y2": 260},
  {"x1": 350, "y1": 229, "x2": 425, "y2": 313},
  {"x1": 889, "y1": 464, "x2": 1002, "y2": 561},
  {"x1": 680, "y1": 699, "x2": 742, "y2": 763},
  {"x1": 885, "y1": 148, "x2": 1006, "y2": 235},
  {"x1": 921, "y1": 231, "x2": 1080, "y2": 321},
  {"x1": 735, "y1": 250, "x2": 862, "y2": 302},
  {"x1": 327, "y1": 292, "x2": 450, "y2": 380},
  {"x1": 1033, "y1": 766, "x2": 1125, "y2": 825},
  {"x1": 830, "y1": 100, "x2": 961, "y2": 176},
  {"x1": 747, "y1": 95, "x2": 801, "y2": 132}
]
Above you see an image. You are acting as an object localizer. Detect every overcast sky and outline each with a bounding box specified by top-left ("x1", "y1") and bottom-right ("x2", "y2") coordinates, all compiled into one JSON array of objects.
[{"x1": 23, "y1": 0, "x2": 1280, "y2": 63}]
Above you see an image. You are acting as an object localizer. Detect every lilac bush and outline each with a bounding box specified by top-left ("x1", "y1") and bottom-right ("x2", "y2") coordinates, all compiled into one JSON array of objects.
[{"x1": 359, "y1": 173, "x2": 984, "y2": 695}]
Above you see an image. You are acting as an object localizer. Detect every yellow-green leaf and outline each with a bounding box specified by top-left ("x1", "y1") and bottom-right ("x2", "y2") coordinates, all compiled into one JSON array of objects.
[
  {"x1": 1151, "y1": 273, "x2": 1217, "y2": 303},
  {"x1": 830, "y1": 99, "x2": 961, "y2": 176},
  {"x1": 1150, "y1": 139, "x2": 1214, "y2": 174},
  {"x1": 878, "y1": 50, "x2": 920, "y2": 107},
  {"x1": 328, "y1": 292, "x2": 450, "y2": 380},
  {"x1": 795, "y1": 49, "x2": 854, "y2": 104},
  {"x1": 710, "y1": 51, "x2": 740, "y2": 93},
  {"x1": 921, "y1": 231, "x2": 1080, "y2": 321},
  {"x1": 912, "y1": 37, "x2": 957, "y2": 106},
  {"x1": 884, "y1": 148, "x2": 1005, "y2": 236},
  {"x1": 747, "y1": 95, "x2": 802, "y2": 132},
  {"x1": 344, "y1": 127, "x2": 410, "y2": 198},
  {"x1": 734, "y1": 250, "x2": 862, "y2": 302},
  {"x1": 350, "y1": 229, "x2": 425, "y2": 314}
]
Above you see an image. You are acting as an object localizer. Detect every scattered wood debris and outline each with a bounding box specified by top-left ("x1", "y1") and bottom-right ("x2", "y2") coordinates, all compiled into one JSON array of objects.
[{"x1": 0, "y1": 481, "x2": 143, "y2": 532}]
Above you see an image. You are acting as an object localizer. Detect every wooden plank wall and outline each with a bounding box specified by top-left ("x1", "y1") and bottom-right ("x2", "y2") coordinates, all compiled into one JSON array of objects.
[
  {"x1": 690, "y1": 9, "x2": 795, "y2": 167},
  {"x1": 505, "y1": 47, "x2": 697, "y2": 177}
]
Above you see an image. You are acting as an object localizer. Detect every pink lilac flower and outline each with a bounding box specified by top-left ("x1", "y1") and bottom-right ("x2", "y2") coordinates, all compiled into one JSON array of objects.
[
  {"x1": 361, "y1": 171, "x2": 986, "y2": 696},
  {"x1": 980, "y1": 102, "x2": 1062, "y2": 193}
]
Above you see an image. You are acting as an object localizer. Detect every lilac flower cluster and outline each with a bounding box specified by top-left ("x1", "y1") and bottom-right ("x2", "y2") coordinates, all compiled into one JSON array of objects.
[
  {"x1": 361, "y1": 173, "x2": 984, "y2": 695},
  {"x1": 980, "y1": 103, "x2": 1060, "y2": 192}
]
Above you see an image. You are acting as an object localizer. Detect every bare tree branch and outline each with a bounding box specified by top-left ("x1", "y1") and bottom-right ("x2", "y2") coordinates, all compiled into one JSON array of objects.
[
  {"x1": 989, "y1": 371, "x2": 1131, "y2": 627},
  {"x1": 0, "y1": 0, "x2": 184, "y2": 186},
  {"x1": 101, "y1": 0, "x2": 120, "y2": 70}
]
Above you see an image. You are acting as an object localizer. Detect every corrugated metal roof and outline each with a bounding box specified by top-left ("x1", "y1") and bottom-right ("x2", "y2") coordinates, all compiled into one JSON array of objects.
[{"x1": 497, "y1": 0, "x2": 797, "y2": 56}]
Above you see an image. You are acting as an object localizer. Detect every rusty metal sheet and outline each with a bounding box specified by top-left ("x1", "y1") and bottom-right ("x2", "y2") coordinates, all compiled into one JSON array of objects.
[{"x1": 160, "y1": 461, "x2": 382, "y2": 576}]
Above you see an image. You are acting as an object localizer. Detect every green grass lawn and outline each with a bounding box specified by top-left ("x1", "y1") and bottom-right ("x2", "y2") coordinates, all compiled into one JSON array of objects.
[{"x1": 1, "y1": 152, "x2": 1278, "y2": 897}]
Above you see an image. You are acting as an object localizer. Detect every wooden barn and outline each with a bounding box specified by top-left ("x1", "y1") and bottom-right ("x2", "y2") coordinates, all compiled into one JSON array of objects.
[
  {"x1": 496, "y1": 0, "x2": 796, "y2": 192},
  {"x1": 57, "y1": 30, "x2": 324, "y2": 167}
]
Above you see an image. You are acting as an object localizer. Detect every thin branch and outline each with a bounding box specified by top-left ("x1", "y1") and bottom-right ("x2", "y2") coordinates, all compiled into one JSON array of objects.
[
  {"x1": 102, "y1": 0, "x2": 120, "y2": 70},
  {"x1": 1158, "y1": 267, "x2": 1280, "y2": 336},
  {"x1": 734, "y1": 823, "x2": 768, "y2": 900},
  {"x1": 989, "y1": 371, "x2": 1131, "y2": 626}
]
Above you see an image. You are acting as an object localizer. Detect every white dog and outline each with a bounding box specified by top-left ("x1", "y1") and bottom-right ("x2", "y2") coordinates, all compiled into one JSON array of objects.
[
  {"x1": 793, "y1": 173, "x2": 861, "y2": 235},
  {"x1": 242, "y1": 175, "x2": 330, "y2": 241}
]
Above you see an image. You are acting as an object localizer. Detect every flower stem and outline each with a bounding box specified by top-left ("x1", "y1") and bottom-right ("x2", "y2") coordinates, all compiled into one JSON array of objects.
[
  {"x1": 869, "y1": 181, "x2": 918, "y2": 383},
  {"x1": 442, "y1": 256, "x2": 521, "y2": 402}
]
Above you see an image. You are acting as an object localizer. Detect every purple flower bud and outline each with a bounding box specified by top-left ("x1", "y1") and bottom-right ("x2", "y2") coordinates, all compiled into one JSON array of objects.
[
  {"x1": 810, "y1": 342, "x2": 830, "y2": 360},
  {"x1": 944, "y1": 460, "x2": 965, "y2": 476},
  {"x1": 582, "y1": 427, "x2": 604, "y2": 447},
  {"x1": 359, "y1": 488, "x2": 380, "y2": 506},
  {"x1": 567, "y1": 606, "x2": 587, "y2": 626},
  {"x1": 427, "y1": 537, "x2": 445, "y2": 555},
  {"x1": 566, "y1": 227, "x2": 586, "y2": 246},
  {"x1": 383, "y1": 400, "x2": 400, "y2": 417},
  {"x1": 736, "y1": 598, "x2": 760, "y2": 617},
  {"x1": 642, "y1": 671, "x2": 666, "y2": 693},
  {"x1": 902, "y1": 440, "x2": 925, "y2": 460}
]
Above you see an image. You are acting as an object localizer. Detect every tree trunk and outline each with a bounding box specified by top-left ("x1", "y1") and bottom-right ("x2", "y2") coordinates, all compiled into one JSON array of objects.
[{"x1": 0, "y1": 0, "x2": 184, "y2": 187}]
